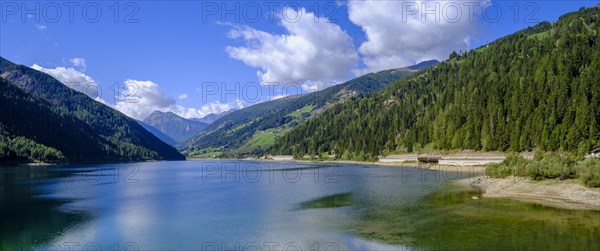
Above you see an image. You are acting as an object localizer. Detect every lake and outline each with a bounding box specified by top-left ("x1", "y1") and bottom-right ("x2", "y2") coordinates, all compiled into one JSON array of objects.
[{"x1": 1, "y1": 160, "x2": 599, "y2": 250}]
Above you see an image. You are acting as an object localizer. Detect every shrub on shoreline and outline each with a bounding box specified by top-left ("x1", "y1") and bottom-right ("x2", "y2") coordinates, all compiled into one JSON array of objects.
[
  {"x1": 486, "y1": 152, "x2": 599, "y2": 187},
  {"x1": 578, "y1": 158, "x2": 600, "y2": 187}
]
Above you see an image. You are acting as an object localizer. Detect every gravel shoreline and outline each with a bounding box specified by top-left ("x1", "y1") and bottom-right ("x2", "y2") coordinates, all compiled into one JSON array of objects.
[{"x1": 458, "y1": 176, "x2": 600, "y2": 211}]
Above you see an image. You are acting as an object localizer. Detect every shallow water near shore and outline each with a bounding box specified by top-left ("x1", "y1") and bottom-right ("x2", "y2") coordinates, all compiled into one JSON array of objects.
[{"x1": 1, "y1": 160, "x2": 598, "y2": 250}]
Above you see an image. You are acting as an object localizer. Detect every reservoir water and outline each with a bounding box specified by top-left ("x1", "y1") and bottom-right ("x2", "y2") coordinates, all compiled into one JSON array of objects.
[{"x1": 1, "y1": 160, "x2": 599, "y2": 250}]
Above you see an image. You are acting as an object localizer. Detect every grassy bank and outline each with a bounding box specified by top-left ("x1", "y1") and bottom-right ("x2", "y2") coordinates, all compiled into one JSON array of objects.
[{"x1": 486, "y1": 152, "x2": 600, "y2": 187}]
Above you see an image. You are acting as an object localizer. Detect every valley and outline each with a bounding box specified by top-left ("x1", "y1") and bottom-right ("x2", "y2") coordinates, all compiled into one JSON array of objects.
[{"x1": 1, "y1": 3, "x2": 599, "y2": 250}]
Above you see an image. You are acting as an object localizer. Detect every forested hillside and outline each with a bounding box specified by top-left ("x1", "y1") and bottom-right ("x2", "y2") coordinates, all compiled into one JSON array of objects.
[
  {"x1": 274, "y1": 7, "x2": 600, "y2": 160},
  {"x1": 182, "y1": 63, "x2": 433, "y2": 157},
  {"x1": 0, "y1": 57, "x2": 184, "y2": 163}
]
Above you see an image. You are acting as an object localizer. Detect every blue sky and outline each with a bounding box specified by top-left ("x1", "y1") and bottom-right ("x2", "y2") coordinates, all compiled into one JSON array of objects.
[{"x1": 1, "y1": 0, "x2": 598, "y2": 120}]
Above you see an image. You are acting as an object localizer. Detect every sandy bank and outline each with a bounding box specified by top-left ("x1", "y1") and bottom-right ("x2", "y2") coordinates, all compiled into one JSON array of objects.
[{"x1": 458, "y1": 176, "x2": 600, "y2": 211}]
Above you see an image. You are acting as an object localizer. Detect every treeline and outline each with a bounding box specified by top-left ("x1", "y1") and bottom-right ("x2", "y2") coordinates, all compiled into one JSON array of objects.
[
  {"x1": 274, "y1": 7, "x2": 600, "y2": 159},
  {"x1": 487, "y1": 152, "x2": 600, "y2": 187},
  {"x1": 0, "y1": 128, "x2": 65, "y2": 163}
]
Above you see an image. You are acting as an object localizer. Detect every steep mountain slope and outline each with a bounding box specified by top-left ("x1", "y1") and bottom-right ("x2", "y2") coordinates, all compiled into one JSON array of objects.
[
  {"x1": 143, "y1": 111, "x2": 208, "y2": 143},
  {"x1": 274, "y1": 7, "x2": 600, "y2": 160},
  {"x1": 182, "y1": 62, "x2": 437, "y2": 157},
  {"x1": 0, "y1": 78, "x2": 97, "y2": 162},
  {"x1": 137, "y1": 120, "x2": 178, "y2": 146},
  {"x1": 0, "y1": 57, "x2": 184, "y2": 162},
  {"x1": 181, "y1": 96, "x2": 302, "y2": 158}
]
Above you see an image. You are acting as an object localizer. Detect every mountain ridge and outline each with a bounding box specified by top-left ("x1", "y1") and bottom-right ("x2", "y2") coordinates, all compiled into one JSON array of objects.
[
  {"x1": 182, "y1": 61, "x2": 438, "y2": 158},
  {"x1": 0, "y1": 57, "x2": 185, "y2": 163}
]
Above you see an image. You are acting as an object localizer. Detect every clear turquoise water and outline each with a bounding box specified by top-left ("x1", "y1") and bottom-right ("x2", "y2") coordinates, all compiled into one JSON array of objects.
[{"x1": 1, "y1": 160, "x2": 598, "y2": 250}]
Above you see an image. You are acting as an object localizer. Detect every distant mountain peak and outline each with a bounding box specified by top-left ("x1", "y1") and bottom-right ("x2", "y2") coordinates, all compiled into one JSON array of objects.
[
  {"x1": 147, "y1": 110, "x2": 179, "y2": 119},
  {"x1": 143, "y1": 110, "x2": 208, "y2": 144}
]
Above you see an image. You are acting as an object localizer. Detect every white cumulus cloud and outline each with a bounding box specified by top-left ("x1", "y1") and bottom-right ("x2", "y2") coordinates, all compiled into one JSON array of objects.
[
  {"x1": 113, "y1": 80, "x2": 243, "y2": 120},
  {"x1": 31, "y1": 64, "x2": 237, "y2": 120},
  {"x1": 225, "y1": 7, "x2": 358, "y2": 84},
  {"x1": 113, "y1": 80, "x2": 177, "y2": 120},
  {"x1": 178, "y1": 93, "x2": 189, "y2": 100},
  {"x1": 348, "y1": 0, "x2": 486, "y2": 73},
  {"x1": 31, "y1": 64, "x2": 101, "y2": 99},
  {"x1": 172, "y1": 101, "x2": 237, "y2": 119}
]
